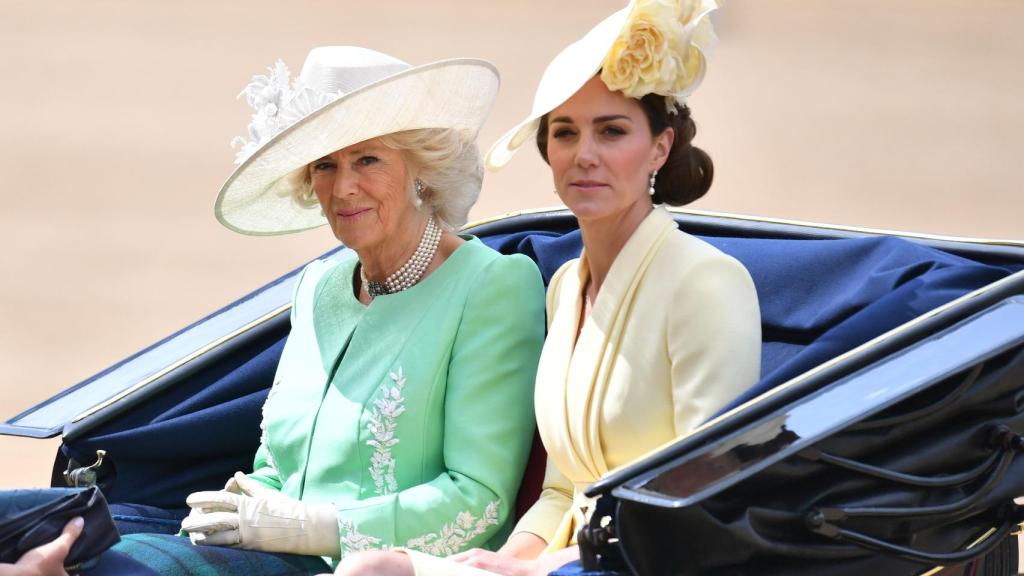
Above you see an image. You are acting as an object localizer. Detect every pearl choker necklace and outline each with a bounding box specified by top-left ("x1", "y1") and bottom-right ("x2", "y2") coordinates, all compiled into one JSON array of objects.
[{"x1": 361, "y1": 217, "x2": 442, "y2": 299}]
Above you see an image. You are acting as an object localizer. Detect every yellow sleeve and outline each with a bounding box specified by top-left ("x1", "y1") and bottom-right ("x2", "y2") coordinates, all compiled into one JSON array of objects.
[
  {"x1": 510, "y1": 455, "x2": 573, "y2": 542},
  {"x1": 668, "y1": 253, "x2": 762, "y2": 434}
]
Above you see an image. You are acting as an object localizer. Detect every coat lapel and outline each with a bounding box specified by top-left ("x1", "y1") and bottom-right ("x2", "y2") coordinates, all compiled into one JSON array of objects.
[
  {"x1": 569, "y1": 208, "x2": 676, "y2": 478},
  {"x1": 537, "y1": 263, "x2": 594, "y2": 482}
]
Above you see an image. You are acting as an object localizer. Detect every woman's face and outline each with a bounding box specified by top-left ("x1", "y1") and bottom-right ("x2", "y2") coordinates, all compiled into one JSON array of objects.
[
  {"x1": 309, "y1": 138, "x2": 419, "y2": 252},
  {"x1": 545, "y1": 76, "x2": 673, "y2": 223}
]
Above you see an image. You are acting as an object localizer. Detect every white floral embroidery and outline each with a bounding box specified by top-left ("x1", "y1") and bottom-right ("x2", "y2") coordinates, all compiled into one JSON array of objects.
[
  {"x1": 336, "y1": 501, "x2": 502, "y2": 557},
  {"x1": 339, "y1": 519, "x2": 386, "y2": 555},
  {"x1": 366, "y1": 368, "x2": 407, "y2": 495},
  {"x1": 405, "y1": 500, "x2": 501, "y2": 556}
]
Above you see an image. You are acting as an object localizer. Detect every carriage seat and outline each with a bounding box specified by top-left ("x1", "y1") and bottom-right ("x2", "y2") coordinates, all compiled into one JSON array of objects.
[{"x1": 73, "y1": 222, "x2": 1019, "y2": 539}]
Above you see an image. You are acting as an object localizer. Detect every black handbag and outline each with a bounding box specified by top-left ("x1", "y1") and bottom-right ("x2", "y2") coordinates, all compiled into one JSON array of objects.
[
  {"x1": 580, "y1": 296, "x2": 1024, "y2": 575},
  {"x1": 0, "y1": 486, "x2": 120, "y2": 571}
]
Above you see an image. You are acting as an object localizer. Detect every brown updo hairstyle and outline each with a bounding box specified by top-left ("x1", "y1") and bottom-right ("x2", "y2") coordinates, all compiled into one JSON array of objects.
[{"x1": 535, "y1": 94, "x2": 714, "y2": 206}]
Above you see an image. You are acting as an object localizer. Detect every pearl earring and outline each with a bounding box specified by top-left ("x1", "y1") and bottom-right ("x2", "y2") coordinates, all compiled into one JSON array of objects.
[{"x1": 648, "y1": 170, "x2": 658, "y2": 196}]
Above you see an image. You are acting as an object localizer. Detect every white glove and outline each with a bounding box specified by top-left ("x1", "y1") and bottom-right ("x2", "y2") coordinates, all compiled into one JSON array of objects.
[{"x1": 181, "y1": 490, "x2": 340, "y2": 557}]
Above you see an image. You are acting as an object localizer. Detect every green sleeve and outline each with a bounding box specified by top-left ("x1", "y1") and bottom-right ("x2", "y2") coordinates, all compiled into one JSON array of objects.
[
  {"x1": 333, "y1": 255, "x2": 546, "y2": 559},
  {"x1": 248, "y1": 259, "x2": 332, "y2": 492},
  {"x1": 248, "y1": 445, "x2": 282, "y2": 491}
]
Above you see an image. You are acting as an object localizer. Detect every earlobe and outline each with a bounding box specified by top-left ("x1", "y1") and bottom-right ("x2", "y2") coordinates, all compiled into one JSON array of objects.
[{"x1": 653, "y1": 127, "x2": 675, "y2": 170}]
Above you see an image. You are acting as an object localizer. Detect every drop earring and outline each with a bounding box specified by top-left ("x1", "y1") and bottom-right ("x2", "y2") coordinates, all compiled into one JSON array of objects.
[
  {"x1": 414, "y1": 179, "x2": 426, "y2": 207},
  {"x1": 648, "y1": 170, "x2": 658, "y2": 196}
]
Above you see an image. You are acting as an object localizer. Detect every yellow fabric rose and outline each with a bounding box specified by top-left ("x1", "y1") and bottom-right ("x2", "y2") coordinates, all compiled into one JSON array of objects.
[{"x1": 601, "y1": 0, "x2": 718, "y2": 105}]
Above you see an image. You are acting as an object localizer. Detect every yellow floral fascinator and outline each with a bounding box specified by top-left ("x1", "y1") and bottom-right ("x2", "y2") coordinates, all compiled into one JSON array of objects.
[
  {"x1": 486, "y1": 0, "x2": 718, "y2": 170},
  {"x1": 601, "y1": 0, "x2": 718, "y2": 110}
]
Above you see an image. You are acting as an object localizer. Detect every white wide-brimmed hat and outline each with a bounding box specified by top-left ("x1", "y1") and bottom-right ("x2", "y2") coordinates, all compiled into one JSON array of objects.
[
  {"x1": 485, "y1": 0, "x2": 717, "y2": 171},
  {"x1": 215, "y1": 46, "x2": 500, "y2": 235}
]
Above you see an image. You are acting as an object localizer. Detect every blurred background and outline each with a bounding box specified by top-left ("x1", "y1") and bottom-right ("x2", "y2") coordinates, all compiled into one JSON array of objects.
[{"x1": 1, "y1": 0, "x2": 1022, "y2": 489}]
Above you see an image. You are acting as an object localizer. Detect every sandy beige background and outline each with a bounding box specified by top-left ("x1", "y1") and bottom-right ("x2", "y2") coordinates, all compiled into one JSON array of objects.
[{"x1": 1, "y1": 0, "x2": 1021, "y2": 503}]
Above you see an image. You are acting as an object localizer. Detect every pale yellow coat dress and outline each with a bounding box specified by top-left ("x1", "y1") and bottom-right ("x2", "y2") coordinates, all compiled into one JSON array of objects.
[{"x1": 404, "y1": 207, "x2": 762, "y2": 574}]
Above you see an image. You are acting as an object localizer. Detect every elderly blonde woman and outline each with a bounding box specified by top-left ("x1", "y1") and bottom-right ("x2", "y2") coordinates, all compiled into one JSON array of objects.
[{"x1": 109, "y1": 46, "x2": 546, "y2": 576}]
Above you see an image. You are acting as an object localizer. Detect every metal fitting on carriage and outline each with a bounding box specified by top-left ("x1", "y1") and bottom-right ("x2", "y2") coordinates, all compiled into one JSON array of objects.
[
  {"x1": 986, "y1": 424, "x2": 1024, "y2": 451},
  {"x1": 804, "y1": 507, "x2": 846, "y2": 538},
  {"x1": 63, "y1": 449, "x2": 106, "y2": 488}
]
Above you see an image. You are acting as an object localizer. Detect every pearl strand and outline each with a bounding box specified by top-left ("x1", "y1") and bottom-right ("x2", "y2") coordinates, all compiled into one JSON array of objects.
[{"x1": 362, "y1": 217, "x2": 442, "y2": 299}]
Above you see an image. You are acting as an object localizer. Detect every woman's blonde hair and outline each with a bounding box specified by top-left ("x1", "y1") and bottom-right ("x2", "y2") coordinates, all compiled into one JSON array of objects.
[{"x1": 290, "y1": 128, "x2": 482, "y2": 230}]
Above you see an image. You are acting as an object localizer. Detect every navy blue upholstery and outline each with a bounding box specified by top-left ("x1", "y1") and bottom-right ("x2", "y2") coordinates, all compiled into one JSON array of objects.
[
  {"x1": 63, "y1": 227, "x2": 1020, "y2": 519},
  {"x1": 65, "y1": 336, "x2": 285, "y2": 512}
]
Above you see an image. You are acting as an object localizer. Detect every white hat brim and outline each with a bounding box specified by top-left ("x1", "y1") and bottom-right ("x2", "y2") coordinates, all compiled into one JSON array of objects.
[
  {"x1": 216, "y1": 58, "x2": 499, "y2": 235},
  {"x1": 484, "y1": 2, "x2": 634, "y2": 171}
]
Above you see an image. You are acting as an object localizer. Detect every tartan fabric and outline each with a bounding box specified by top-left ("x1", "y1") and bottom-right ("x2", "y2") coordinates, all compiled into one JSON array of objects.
[
  {"x1": 81, "y1": 549, "x2": 159, "y2": 575},
  {"x1": 110, "y1": 533, "x2": 331, "y2": 576}
]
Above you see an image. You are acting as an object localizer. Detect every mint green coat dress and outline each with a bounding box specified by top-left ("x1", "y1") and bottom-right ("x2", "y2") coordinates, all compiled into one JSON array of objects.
[{"x1": 248, "y1": 238, "x2": 545, "y2": 563}]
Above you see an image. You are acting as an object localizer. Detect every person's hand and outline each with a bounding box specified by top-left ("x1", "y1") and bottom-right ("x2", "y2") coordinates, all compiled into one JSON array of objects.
[
  {"x1": 0, "y1": 516, "x2": 83, "y2": 576},
  {"x1": 223, "y1": 472, "x2": 282, "y2": 499},
  {"x1": 449, "y1": 548, "x2": 539, "y2": 576},
  {"x1": 181, "y1": 490, "x2": 340, "y2": 557},
  {"x1": 451, "y1": 544, "x2": 581, "y2": 576}
]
